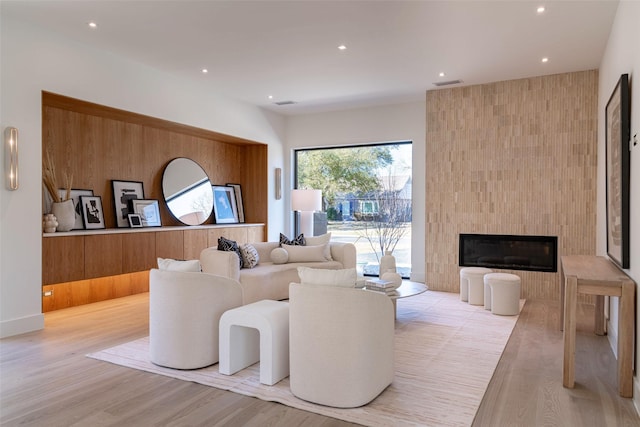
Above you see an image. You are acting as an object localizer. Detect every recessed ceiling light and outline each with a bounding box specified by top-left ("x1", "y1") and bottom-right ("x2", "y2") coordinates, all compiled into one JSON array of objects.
[
  {"x1": 88, "y1": 21, "x2": 98, "y2": 29},
  {"x1": 268, "y1": 95, "x2": 273, "y2": 100},
  {"x1": 201, "y1": 68, "x2": 208, "y2": 74},
  {"x1": 338, "y1": 45, "x2": 347, "y2": 50},
  {"x1": 537, "y1": 6, "x2": 545, "y2": 14},
  {"x1": 541, "y1": 57, "x2": 549, "y2": 63},
  {"x1": 439, "y1": 72, "x2": 446, "y2": 77}
]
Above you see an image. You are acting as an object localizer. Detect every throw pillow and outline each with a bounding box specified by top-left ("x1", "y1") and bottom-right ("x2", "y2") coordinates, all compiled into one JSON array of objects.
[
  {"x1": 282, "y1": 243, "x2": 331, "y2": 263},
  {"x1": 218, "y1": 236, "x2": 243, "y2": 268},
  {"x1": 279, "y1": 232, "x2": 306, "y2": 246},
  {"x1": 304, "y1": 232, "x2": 331, "y2": 246},
  {"x1": 240, "y1": 243, "x2": 260, "y2": 268},
  {"x1": 297, "y1": 266, "x2": 357, "y2": 287},
  {"x1": 270, "y1": 247, "x2": 289, "y2": 264},
  {"x1": 157, "y1": 257, "x2": 201, "y2": 272}
]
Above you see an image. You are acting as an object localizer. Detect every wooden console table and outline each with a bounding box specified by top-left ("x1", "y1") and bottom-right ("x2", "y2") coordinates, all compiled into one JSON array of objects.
[{"x1": 560, "y1": 255, "x2": 635, "y2": 397}]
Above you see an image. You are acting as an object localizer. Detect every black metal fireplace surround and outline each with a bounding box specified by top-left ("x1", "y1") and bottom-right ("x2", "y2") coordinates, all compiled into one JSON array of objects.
[{"x1": 459, "y1": 234, "x2": 558, "y2": 272}]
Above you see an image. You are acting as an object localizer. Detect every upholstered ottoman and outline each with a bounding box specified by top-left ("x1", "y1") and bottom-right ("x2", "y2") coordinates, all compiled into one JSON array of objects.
[
  {"x1": 484, "y1": 273, "x2": 521, "y2": 315},
  {"x1": 460, "y1": 267, "x2": 492, "y2": 305},
  {"x1": 219, "y1": 300, "x2": 290, "y2": 385}
]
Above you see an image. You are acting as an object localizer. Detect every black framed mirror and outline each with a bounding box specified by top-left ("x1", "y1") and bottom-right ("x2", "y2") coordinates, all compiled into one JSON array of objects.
[{"x1": 162, "y1": 158, "x2": 214, "y2": 225}]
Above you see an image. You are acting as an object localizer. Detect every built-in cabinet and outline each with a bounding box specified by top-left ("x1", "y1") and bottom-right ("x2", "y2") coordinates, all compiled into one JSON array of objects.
[{"x1": 42, "y1": 92, "x2": 269, "y2": 311}]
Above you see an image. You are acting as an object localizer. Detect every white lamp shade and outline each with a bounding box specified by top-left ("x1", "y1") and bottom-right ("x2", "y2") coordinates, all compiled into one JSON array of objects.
[{"x1": 291, "y1": 189, "x2": 322, "y2": 212}]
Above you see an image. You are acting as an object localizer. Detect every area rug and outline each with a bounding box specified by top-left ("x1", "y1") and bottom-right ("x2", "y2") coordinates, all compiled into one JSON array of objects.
[{"x1": 88, "y1": 291, "x2": 523, "y2": 426}]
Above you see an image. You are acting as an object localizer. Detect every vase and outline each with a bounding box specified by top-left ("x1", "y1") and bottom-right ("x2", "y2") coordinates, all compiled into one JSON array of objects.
[
  {"x1": 381, "y1": 271, "x2": 402, "y2": 290},
  {"x1": 379, "y1": 250, "x2": 397, "y2": 278},
  {"x1": 42, "y1": 214, "x2": 58, "y2": 233},
  {"x1": 51, "y1": 199, "x2": 75, "y2": 232}
]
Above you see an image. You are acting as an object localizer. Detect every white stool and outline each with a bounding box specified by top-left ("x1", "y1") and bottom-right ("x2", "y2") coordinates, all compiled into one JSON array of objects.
[
  {"x1": 485, "y1": 273, "x2": 521, "y2": 315},
  {"x1": 460, "y1": 267, "x2": 492, "y2": 305},
  {"x1": 219, "y1": 300, "x2": 290, "y2": 385}
]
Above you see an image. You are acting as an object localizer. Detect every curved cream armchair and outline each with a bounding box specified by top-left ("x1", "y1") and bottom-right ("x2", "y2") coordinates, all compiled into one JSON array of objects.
[
  {"x1": 149, "y1": 269, "x2": 243, "y2": 369},
  {"x1": 288, "y1": 283, "x2": 395, "y2": 408}
]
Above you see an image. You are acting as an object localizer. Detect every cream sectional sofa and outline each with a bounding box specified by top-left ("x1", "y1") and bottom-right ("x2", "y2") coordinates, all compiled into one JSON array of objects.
[{"x1": 200, "y1": 241, "x2": 356, "y2": 305}]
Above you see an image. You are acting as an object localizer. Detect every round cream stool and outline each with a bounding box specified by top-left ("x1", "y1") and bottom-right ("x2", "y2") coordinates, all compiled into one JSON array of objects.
[
  {"x1": 460, "y1": 267, "x2": 492, "y2": 305},
  {"x1": 484, "y1": 273, "x2": 521, "y2": 315}
]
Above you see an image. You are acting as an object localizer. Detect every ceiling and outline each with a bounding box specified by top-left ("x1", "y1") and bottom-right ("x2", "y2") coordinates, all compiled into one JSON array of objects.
[{"x1": 3, "y1": 0, "x2": 619, "y2": 115}]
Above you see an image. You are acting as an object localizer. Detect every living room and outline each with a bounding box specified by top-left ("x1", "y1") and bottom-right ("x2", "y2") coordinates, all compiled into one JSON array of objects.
[{"x1": 1, "y1": 0, "x2": 639, "y2": 424}]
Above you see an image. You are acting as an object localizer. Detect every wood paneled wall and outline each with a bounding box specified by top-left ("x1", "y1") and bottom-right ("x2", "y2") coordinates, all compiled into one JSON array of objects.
[
  {"x1": 425, "y1": 70, "x2": 598, "y2": 300},
  {"x1": 42, "y1": 92, "x2": 268, "y2": 228}
]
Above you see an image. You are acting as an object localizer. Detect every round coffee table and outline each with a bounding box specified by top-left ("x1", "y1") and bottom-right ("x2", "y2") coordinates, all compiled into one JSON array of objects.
[{"x1": 389, "y1": 280, "x2": 428, "y2": 317}]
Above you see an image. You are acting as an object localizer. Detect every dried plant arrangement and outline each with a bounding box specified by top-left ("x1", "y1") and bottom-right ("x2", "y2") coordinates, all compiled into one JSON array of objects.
[{"x1": 43, "y1": 151, "x2": 72, "y2": 203}]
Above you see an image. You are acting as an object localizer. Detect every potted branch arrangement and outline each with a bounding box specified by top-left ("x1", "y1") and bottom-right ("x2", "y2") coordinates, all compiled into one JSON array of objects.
[{"x1": 43, "y1": 152, "x2": 74, "y2": 232}]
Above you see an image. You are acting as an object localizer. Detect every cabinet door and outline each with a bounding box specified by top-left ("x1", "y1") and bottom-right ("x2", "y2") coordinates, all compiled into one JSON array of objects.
[
  {"x1": 85, "y1": 234, "x2": 123, "y2": 279},
  {"x1": 43, "y1": 236, "x2": 85, "y2": 285},
  {"x1": 246, "y1": 225, "x2": 265, "y2": 243},
  {"x1": 122, "y1": 233, "x2": 156, "y2": 273}
]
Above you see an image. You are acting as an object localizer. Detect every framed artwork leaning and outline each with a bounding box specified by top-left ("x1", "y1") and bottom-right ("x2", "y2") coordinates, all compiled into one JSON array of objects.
[
  {"x1": 212, "y1": 185, "x2": 239, "y2": 224},
  {"x1": 226, "y1": 183, "x2": 245, "y2": 223},
  {"x1": 79, "y1": 195, "x2": 106, "y2": 230},
  {"x1": 605, "y1": 73, "x2": 630, "y2": 269},
  {"x1": 112, "y1": 180, "x2": 145, "y2": 228},
  {"x1": 130, "y1": 199, "x2": 162, "y2": 227}
]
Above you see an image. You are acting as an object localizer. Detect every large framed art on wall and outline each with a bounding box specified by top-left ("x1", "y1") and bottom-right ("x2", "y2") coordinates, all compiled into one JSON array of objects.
[{"x1": 605, "y1": 73, "x2": 630, "y2": 269}]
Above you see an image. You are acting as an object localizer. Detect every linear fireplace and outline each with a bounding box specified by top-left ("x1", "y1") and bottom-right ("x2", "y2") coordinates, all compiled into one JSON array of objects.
[{"x1": 459, "y1": 234, "x2": 558, "y2": 273}]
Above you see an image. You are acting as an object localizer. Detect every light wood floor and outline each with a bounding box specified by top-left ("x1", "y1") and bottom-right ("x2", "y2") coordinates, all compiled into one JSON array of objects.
[{"x1": 1, "y1": 294, "x2": 638, "y2": 426}]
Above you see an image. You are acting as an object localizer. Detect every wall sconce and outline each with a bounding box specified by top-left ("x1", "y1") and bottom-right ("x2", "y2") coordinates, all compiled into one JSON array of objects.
[
  {"x1": 291, "y1": 189, "x2": 322, "y2": 236},
  {"x1": 5, "y1": 127, "x2": 18, "y2": 190},
  {"x1": 275, "y1": 168, "x2": 282, "y2": 200}
]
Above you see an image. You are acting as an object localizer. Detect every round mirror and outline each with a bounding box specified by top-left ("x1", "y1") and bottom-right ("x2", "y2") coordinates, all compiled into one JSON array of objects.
[{"x1": 162, "y1": 158, "x2": 214, "y2": 225}]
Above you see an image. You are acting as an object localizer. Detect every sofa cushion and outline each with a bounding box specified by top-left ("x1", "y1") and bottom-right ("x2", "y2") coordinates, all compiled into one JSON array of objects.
[
  {"x1": 282, "y1": 243, "x2": 331, "y2": 263},
  {"x1": 218, "y1": 237, "x2": 243, "y2": 268},
  {"x1": 271, "y1": 247, "x2": 289, "y2": 264},
  {"x1": 157, "y1": 257, "x2": 201, "y2": 272},
  {"x1": 240, "y1": 244, "x2": 259, "y2": 268},
  {"x1": 304, "y1": 232, "x2": 331, "y2": 246},
  {"x1": 297, "y1": 266, "x2": 357, "y2": 287},
  {"x1": 280, "y1": 232, "x2": 306, "y2": 246}
]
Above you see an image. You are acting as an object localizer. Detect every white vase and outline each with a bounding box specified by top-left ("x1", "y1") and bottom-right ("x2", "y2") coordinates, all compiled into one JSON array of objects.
[
  {"x1": 51, "y1": 199, "x2": 75, "y2": 232},
  {"x1": 381, "y1": 271, "x2": 402, "y2": 290},
  {"x1": 379, "y1": 250, "x2": 397, "y2": 278}
]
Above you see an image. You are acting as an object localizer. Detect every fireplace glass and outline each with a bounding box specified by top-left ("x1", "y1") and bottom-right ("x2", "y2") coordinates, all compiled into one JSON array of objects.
[{"x1": 459, "y1": 234, "x2": 557, "y2": 272}]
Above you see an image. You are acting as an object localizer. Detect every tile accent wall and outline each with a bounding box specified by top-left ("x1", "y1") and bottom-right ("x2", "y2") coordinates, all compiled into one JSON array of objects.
[{"x1": 425, "y1": 70, "x2": 598, "y2": 300}]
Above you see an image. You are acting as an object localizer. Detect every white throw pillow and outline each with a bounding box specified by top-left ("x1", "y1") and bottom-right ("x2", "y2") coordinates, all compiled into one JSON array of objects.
[
  {"x1": 157, "y1": 257, "x2": 201, "y2": 272},
  {"x1": 282, "y1": 243, "x2": 331, "y2": 263},
  {"x1": 297, "y1": 267, "x2": 357, "y2": 287},
  {"x1": 270, "y1": 247, "x2": 289, "y2": 264},
  {"x1": 304, "y1": 232, "x2": 331, "y2": 246}
]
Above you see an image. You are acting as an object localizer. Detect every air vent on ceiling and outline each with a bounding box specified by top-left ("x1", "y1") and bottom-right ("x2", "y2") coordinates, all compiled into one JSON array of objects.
[
  {"x1": 273, "y1": 100, "x2": 297, "y2": 106},
  {"x1": 432, "y1": 79, "x2": 463, "y2": 87}
]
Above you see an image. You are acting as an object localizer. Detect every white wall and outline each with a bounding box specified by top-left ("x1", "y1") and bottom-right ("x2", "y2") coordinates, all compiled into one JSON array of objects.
[
  {"x1": 0, "y1": 16, "x2": 286, "y2": 338},
  {"x1": 285, "y1": 101, "x2": 427, "y2": 282},
  {"x1": 597, "y1": 0, "x2": 640, "y2": 409}
]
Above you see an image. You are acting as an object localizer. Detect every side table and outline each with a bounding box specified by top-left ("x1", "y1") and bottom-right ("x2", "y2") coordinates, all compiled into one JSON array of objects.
[{"x1": 560, "y1": 255, "x2": 635, "y2": 397}]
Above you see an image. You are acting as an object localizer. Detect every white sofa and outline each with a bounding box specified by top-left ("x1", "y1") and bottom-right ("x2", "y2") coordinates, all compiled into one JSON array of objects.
[{"x1": 200, "y1": 241, "x2": 356, "y2": 305}]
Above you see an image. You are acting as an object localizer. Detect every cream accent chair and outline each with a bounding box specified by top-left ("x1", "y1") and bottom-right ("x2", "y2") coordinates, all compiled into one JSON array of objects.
[
  {"x1": 288, "y1": 282, "x2": 395, "y2": 408},
  {"x1": 149, "y1": 269, "x2": 243, "y2": 369}
]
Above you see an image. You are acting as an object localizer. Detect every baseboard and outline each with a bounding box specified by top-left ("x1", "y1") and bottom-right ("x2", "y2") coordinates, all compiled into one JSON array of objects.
[
  {"x1": 0, "y1": 313, "x2": 44, "y2": 338},
  {"x1": 634, "y1": 379, "x2": 640, "y2": 417}
]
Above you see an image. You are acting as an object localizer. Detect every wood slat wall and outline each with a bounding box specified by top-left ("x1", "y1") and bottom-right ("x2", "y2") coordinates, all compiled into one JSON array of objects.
[{"x1": 425, "y1": 70, "x2": 598, "y2": 300}]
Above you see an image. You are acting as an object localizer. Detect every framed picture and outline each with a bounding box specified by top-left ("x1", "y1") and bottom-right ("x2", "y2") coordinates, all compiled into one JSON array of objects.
[
  {"x1": 79, "y1": 195, "x2": 105, "y2": 230},
  {"x1": 111, "y1": 180, "x2": 145, "y2": 228},
  {"x1": 212, "y1": 185, "x2": 239, "y2": 224},
  {"x1": 130, "y1": 199, "x2": 162, "y2": 227},
  {"x1": 128, "y1": 213, "x2": 143, "y2": 228},
  {"x1": 226, "y1": 183, "x2": 245, "y2": 223},
  {"x1": 605, "y1": 73, "x2": 630, "y2": 269}
]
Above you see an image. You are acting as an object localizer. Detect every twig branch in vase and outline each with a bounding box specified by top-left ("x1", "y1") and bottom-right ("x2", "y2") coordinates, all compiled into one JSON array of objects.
[{"x1": 43, "y1": 151, "x2": 72, "y2": 203}]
